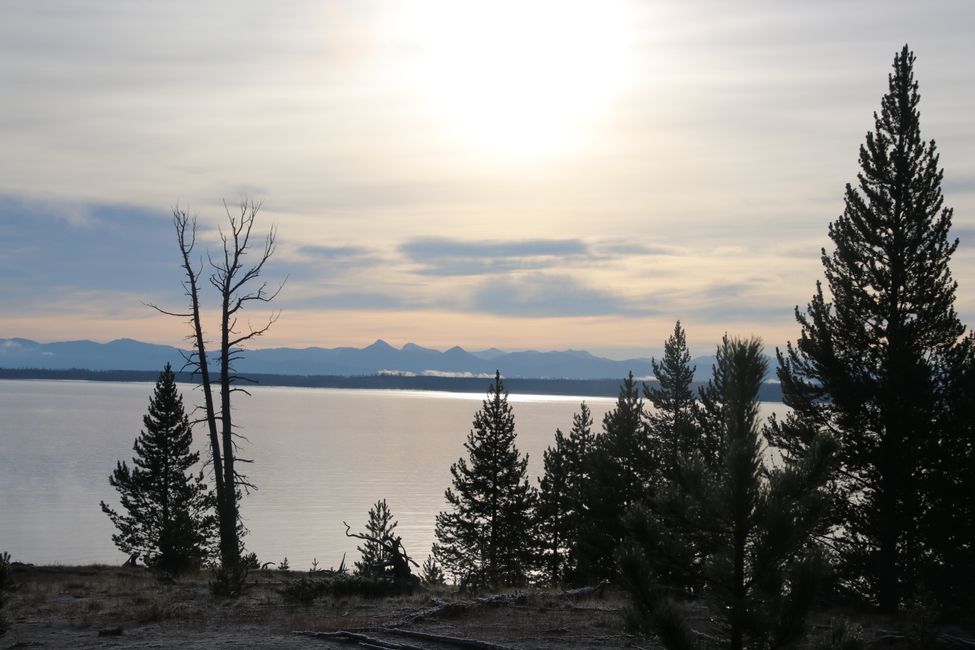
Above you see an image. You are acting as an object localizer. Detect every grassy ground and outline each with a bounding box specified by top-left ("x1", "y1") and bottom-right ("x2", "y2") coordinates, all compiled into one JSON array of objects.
[
  {"x1": 1, "y1": 564, "x2": 633, "y2": 649},
  {"x1": 2, "y1": 564, "x2": 973, "y2": 649}
]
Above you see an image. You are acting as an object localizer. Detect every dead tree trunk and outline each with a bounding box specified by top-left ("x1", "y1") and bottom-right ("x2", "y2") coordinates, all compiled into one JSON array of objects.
[{"x1": 152, "y1": 200, "x2": 281, "y2": 568}]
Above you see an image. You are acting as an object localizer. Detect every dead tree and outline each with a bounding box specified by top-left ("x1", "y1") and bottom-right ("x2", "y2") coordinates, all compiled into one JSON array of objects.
[{"x1": 152, "y1": 200, "x2": 281, "y2": 568}]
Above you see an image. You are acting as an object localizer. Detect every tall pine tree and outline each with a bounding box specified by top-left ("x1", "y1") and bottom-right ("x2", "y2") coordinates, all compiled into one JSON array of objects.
[
  {"x1": 768, "y1": 45, "x2": 974, "y2": 612},
  {"x1": 536, "y1": 402, "x2": 595, "y2": 585},
  {"x1": 578, "y1": 373, "x2": 652, "y2": 582},
  {"x1": 433, "y1": 372, "x2": 536, "y2": 588},
  {"x1": 646, "y1": 321, "x2": 709, "y2": 479},
  {"x1": 620, "y1": 337, "x2": 836, "y2": 650},
  {"x1": 640, "y1": 322, "x2": 708, "y2": 594},
  {"x1": 101, "y1": 364, "x2": 216, "y2": 574}
]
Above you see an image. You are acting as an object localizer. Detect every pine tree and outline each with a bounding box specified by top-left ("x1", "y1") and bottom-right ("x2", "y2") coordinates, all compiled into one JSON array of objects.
[
  {"x1": 354, "y1": 499, "x2": 398, "y2": 578},
  {"x1": 639, "y1": 322, "x2": 709, "y2": 593},
  {"x1": 620, "y1": 337, "x2": 837, "y2": 650},
  {"x1": 768, "y1": 45, "x2": 974, "y2": 612},
  {"x1": 536, "y1": 402, "x2": 595, "y2": 585},
  {"x1": 578, "y1": 373, "x2": 652, "y2": 581},
  {"x1": 932, "y1": 342, "x2": 975, "y2": 615},
  {"x1": 101, "y1": 364, "x2": 216, "y2": 574},
  {"x1": 646, "y1": 321, "x2": 706, "y2": 479},
  {"x1": 432, "y1": 371, "x2": 536, "y2": 588}
]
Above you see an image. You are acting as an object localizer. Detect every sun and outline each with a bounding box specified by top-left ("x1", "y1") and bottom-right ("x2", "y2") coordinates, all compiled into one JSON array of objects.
[{"x1": 391, "y1": 1, "x2": 635, "y2": 160}]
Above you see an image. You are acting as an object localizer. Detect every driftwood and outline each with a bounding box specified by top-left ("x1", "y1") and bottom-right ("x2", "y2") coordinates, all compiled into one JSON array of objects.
[
  {"x1": 394, "y1": 592, "x2": 532, "y2": 626},
  {"x1": 293, "y1": 628, "x2": 517, "y2": 650},
  {"x1": 384, "y1": 627, "x2": 517, "y2": 650},
  {"x1": 940, "y1": 633, "x2": 975, "y2": 649},
  {"x1": 293, "y1": 629, "x2": 425, "y2": 649},
  {"x1": 862, "y1": 632, "x2": 975, "y2": 649},
  {"x1": 559, "y1": 580, "x2": 609, "y2": 600}
]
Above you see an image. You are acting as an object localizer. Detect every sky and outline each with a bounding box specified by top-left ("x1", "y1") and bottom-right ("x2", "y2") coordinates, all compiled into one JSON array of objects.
[{"x1": 2, "y1": 1, "x2": 975, "y2": 360}]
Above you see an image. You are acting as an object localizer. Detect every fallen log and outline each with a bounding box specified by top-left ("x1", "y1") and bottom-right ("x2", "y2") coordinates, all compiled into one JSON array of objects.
[
  {"x1": 940, "y1": 633, "x2": 975, "y2": 649},
  {"x1": 384, "y1": 627, "x2": 517, "y2": 650},
  {"x1": 559, "y1": 580, "x2": 609, "y2": 600},
  {"x1": 292, "y1": 629, "x2": 425, "y2": 650},
  {"x1": 394, "y1": 592, "x2": 531, "y2": 626}
]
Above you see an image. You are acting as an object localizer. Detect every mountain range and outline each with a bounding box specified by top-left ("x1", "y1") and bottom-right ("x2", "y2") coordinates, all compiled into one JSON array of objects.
[{"x1": 0, "y1": 337, "x2": 737, "y2": 382}]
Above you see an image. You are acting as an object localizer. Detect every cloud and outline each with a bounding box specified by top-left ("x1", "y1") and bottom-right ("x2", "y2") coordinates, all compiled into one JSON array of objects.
[
  {"x1": 0, "y1": 195, "x2": 182, "y2": 306},
  {"x1": 683, "y1": 278, "x2": 796, "y2": 325},
  {"x1": 279, "y1": 290, "x2": 415, "y2": 312},
  {"x1": 594, "y1": 242, "x2": 677, "y2": 257},
  {"x1": 273, "y1": 243, "x2": 388, "y2": 288},
  {"x1": 469, "y1": 273, "x2": 652, "y2": 318},
  {"x1": 399, "y1": 236, "x2": 591, "y2": 276},
  {"x1": 296, "y1": 244, "x2": 374, "y2": 259},
  {"x1": 942, "y1": 176, "x2": 975, "y2": 197}
]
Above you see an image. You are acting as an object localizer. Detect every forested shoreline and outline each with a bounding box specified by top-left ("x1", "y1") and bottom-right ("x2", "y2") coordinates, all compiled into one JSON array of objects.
[{"x1": 0, "y1": 367, "x2": 786, "y2": 401}]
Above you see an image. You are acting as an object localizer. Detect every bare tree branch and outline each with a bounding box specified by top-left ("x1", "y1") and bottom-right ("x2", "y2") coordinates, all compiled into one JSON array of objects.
[{"x1": 152, "y1": 200, "x2": 281, "y2": 569}]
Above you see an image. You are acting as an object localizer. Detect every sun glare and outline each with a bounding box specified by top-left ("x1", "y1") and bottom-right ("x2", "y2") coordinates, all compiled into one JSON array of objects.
[{"x1": 391, "y1": 1, "x2": 635, "y2": 160}]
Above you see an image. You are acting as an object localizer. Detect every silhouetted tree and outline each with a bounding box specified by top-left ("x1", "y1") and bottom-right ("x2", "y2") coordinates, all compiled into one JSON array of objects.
[
  {"x1": 767, "y1": 45, "x2": 975, "y2": 612},
  {"x1": 433, "y1": 372, "x2": 536, "y2": 588},
  {"x1": 620, "y1": 337, "x2": 837, "y2": 650},
  {"x1": 638, "y1": 322, "x2": 710, "y2": 593},
  {"x1": 646, "y1": 321, "x2": 707, "y2": 478},
  {"x1": 100, "y1": 364, "x2": 216, "y2": 574},
  {"x1": 421, "y1": 554, "x2": 445, "y2": 586},
  {"x1": 536, "y1": 402, "x2": 595, "y2": 585},
  {"x1": 577, "y1": 373, "x2": 653, "y2": 582},
  {"x1": 344, "y1": 505, "x2": 418, "y2": 588},
  {"x1": 354, "y1": 499, "x2": 398, "y2": 578},
  {"x1": 932, "y1": 340, "x2": 975, "y2": 616},
  {"x1": 152, "y1": 201, "x2": 281, "y2": 572}
]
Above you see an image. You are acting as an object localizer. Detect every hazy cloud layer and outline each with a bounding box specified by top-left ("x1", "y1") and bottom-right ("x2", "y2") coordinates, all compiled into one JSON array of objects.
[
  {"x1": 400, "y1": 237, "x2": 591, "y2": 275},
  {"x1": 469, "y1": 273, "x2": 652, "y2": 318},
  {"x1": 0, "y1": 196, "x2": 178, "y2": 302},
  {"x1": 3, "y1": 1, "x2": 975, "y2": 355}
]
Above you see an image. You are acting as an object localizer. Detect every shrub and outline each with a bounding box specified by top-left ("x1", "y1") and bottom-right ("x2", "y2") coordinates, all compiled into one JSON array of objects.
[
  {"x1": 209, "y1": 562, "x2": 249, "y2": 598},
  {"x1": 421, "y1": 555, "x2": 445, "y2": 586},
  {"x1": 278, "y1": 576, "x2": 329, "y2": 605}
]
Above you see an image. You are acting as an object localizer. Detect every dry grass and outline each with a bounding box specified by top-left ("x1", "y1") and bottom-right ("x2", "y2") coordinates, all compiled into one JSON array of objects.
[
  {"x1": 2, "y1": 564, "x2": 638, "y2": 648},
  {"x1": 5, "y1": 564, "x2": 971, "y2": 649}
]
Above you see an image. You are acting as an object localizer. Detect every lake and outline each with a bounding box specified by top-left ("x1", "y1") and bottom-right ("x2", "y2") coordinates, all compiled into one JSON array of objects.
[
  {"x1": 0, "y1": 379, "x2": 618, "y2": 568},
  {"x1": 0, "y1": 379, "x2": 781, "y2": 570}
]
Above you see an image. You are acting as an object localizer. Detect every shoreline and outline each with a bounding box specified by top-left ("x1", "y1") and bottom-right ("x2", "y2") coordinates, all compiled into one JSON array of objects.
[{"x1": 0, "y1": 367, "x2": 786, "y2": 401}]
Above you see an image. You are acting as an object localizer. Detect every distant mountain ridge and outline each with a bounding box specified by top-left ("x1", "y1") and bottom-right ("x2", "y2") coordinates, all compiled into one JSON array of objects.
[{"x1": 0, "y1": 336, "x2": 743, "y2": 381}]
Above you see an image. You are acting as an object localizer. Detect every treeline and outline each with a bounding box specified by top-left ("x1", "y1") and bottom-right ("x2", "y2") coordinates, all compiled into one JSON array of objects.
[
  {"x1": 0, "y1": 366, "x2": 786, "y2": 401},
  {"x1": 430, "y1": 333, "x2": 844, "y2": 647}
]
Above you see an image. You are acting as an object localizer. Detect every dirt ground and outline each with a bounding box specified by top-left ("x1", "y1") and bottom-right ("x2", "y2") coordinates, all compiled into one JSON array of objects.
[
  {"x1": 1, "y1": 564, "x2": 643, "y2": 649},
  {"x1": 3, "y1": 564, "x2": 974, "y2": 649}
]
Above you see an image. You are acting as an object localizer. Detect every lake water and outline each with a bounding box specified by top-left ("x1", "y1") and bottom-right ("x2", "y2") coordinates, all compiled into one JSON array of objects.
[
  {"x1": 0, "y1": 379, "x2": 781, "y2": 570},
  {"x1": 0, "y1": 379, "x2": 618, "y2": 568}
]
